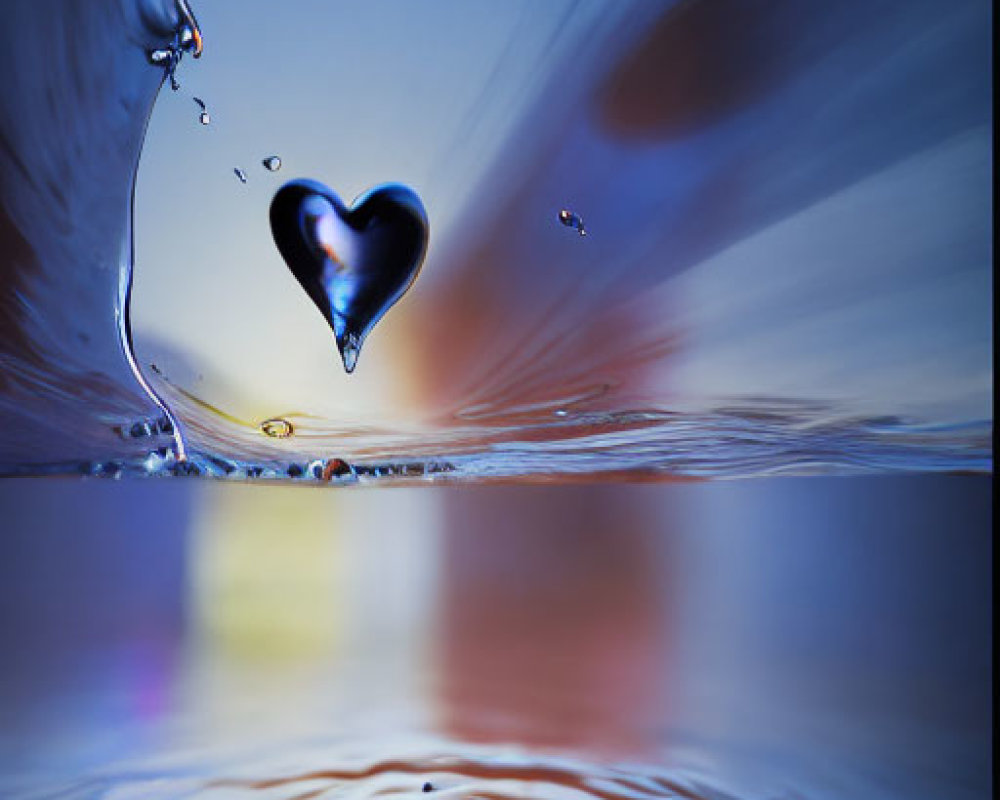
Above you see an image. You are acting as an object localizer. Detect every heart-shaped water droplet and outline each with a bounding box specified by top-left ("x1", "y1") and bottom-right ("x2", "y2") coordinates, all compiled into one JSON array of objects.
[{"x1": 270, "y1": 179, "x2": 429, "y2": 373}]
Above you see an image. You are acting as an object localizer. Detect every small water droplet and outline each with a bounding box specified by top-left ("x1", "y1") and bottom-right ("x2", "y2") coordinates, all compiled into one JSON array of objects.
[
  {"x1": 259, "y1": 417, "x2": 294, "y2": 438},
  {"x1": 234, "y1": 167, "x2": 248, "y2": 184},
  {"x1": 558, "y1": 208, "x2": 587, "y2": 236},
  {"x1": 554, "y1": 409, "x2": 569, "y2": 418},
  {"x1": 192, "y1": 97, "x2": 210, "y2": 125},
  {"x1": 262, "y1": 156, "x2": 282, "y2": 172},
  {"x1": 149, "y1": 49, "x2": 172, "y2": 65},
  {"x1": 338, "y1": 330, "x2": 362, "y2": 374},
  {"x1": 321, "y1": 458, "x2": 355, "y2": 481},
  {"x1": 422, "y1": 783, "x2": 434, "y2": 793},
  {"x1": 129, "y1": 420, "x2": 152, "y2": 438}
]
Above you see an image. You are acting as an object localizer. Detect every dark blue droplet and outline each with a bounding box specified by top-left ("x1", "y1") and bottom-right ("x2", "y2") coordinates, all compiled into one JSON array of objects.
[{"x1": 269, "y1": 180, "x2": 429, "y2": 373}]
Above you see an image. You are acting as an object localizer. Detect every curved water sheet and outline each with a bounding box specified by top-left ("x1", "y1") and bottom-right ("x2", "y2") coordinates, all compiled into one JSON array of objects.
[
  {"x1": 1, "y1": 0, "x2": 993, "y2": 479},
  {"x1": 0, "y1": 0, "x2": 199, "y2": 471}
]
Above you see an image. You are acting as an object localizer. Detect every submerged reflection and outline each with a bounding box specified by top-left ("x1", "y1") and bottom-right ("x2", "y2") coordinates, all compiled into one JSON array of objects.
[
  {"x1": 438, "y1": 486, "x2": 670, "y2": 754},
  {"x1": 0, "y1": 478, "x2": 990, "y2": 798}
]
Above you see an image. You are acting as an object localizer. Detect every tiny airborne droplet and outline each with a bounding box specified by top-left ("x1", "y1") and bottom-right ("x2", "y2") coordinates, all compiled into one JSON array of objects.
[
  {"x1": 259, "y1": 418, "x2": 294, "y2": 438},
  {"x1": 262, "y1": 156, "x2": 282, "y2": 172},
  {"x1": 234, "y1": 167, "x2": 248, "y2": 184},
  {"x1": 193, "y1": 97, "x2": 210, "y2": 125},
  {"x1": 558, "y1": 208, "x2": 587, "y2": 236}
]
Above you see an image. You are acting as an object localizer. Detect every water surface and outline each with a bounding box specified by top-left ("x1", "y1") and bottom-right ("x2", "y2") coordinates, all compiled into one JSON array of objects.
[{"x1": 0, "y1": 0, "x2": 992, "y2": 479}]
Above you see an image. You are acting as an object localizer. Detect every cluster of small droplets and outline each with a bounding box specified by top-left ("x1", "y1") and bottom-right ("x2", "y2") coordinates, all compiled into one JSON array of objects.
[{"x1": 148, "y1": 21, "x2": 200, "y2": 91}]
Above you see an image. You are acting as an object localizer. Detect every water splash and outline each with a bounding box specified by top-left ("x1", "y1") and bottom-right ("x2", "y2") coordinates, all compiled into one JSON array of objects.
[{"x1": 146, "y1": 0, "x2": 203, "y2": 91}]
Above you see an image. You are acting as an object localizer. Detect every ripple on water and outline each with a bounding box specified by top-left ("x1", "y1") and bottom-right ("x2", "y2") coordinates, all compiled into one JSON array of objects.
[{"x1": 52, "y1": 748, "x2": 754, "y2": 800}]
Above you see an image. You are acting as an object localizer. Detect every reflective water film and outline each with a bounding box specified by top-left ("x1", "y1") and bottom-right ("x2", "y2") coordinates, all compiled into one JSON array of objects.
[{"x1": 0, "y1": 477, "x2": 992, "y2": 798}]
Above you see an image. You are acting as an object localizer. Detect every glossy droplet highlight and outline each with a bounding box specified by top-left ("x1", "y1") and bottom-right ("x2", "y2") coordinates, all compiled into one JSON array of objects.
[
  {"x1": 269, "y1": 179, "x2": 429, "y2": 374},
  {"x1": 259, "y1": 417, "x2": 294, "y2": 438},
  {"x1": 234, "y1": 167, "x2": 247, "y2": 184},
  {"x1": 558, "y1": 208, "x2": 587, "y2": 236},
  {"x1": 262, "y1": 156, "x2": 282, "y2": 172}
]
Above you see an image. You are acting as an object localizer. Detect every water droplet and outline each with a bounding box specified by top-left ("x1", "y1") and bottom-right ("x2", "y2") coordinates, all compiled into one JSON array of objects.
[
  {"x1": 339, "y1": 330, "x2": 361, "y2": 374},
  {"x1": 558, "y1": 208, "x2": 587, "y2": 236},
  {"x1": 259, "y1": 417, "x2": 294, "y2": 438},
  {"x1": 269, "y1": 180, "x2": 429, "y2": 374},
  {"x1": 192, "y1": 97, "x2": 210, "y2": 125},
  {"x1": 321, "y1": 458, "x2": 355, "y2": 481},
  {"x1": 262, "y1": 156, "x2": 282, "y2": 172},
  {"x1": 149, "y1": 49, "x2": 172, "y2": 65},
  {"x1": 97, "y1": 461, "x2": 122, "y2": 479},
  {"x1": 129, "y1": 420, "x2": 152, "y2": 438},
  {"x1": 234, "y1": 167, "x2": 248, "y2": 184},
  {"x1": 171, "y1": 460, "x2": 202, "y2": 477},
  {"x1": 422, "y1": 783, "x2": 434, "y2": 793},
  {"x1": 554, "y1": 409, "x2": 569, "y2": 418}
]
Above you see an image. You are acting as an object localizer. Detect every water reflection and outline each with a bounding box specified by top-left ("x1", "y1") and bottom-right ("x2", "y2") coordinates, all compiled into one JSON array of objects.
[
  {"x1": 438, "y1": 486, "x2": 669, "y2": 755},
  {"x1": 0, "y1": 477, "x2": 990, "y2": 797}
]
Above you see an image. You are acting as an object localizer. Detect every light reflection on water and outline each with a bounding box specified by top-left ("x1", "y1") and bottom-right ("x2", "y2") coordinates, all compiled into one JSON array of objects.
[{"x1": 0, "y1": 477, "x2": 991, "y2": 798}]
